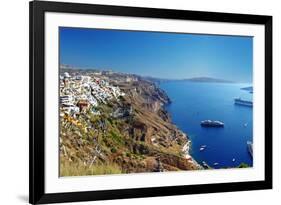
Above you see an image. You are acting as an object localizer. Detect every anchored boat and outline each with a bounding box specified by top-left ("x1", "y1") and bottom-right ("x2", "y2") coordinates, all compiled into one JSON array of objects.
[{"x1": 201, "y1": 120, "x2": 224, "y2": 127}]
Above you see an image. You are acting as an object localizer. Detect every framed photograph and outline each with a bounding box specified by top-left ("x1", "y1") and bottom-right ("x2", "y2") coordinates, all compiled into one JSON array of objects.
[{"x1": 29, "y1": 0, "x2": 272, "y2": 204}]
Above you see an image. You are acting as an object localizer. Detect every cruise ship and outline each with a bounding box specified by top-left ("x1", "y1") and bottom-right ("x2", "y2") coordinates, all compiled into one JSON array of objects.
[
  {"x1": 201, "y1": 120, "x2": 224, "y2": 127},
  {"x1": 247, "y1": 141, "x2": 253, "y2": 158},
  {"x1": 234, "y1": 98, "x2": 253, "y2": 107}
]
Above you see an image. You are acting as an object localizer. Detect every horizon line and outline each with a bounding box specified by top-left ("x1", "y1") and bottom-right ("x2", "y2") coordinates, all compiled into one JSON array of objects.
[{"x1": 60, "y1": 64, "x2": 252, "y2": 84}]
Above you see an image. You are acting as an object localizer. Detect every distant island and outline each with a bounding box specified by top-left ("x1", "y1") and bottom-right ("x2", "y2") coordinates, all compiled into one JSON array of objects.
[
  {"x1": 241, "y1": 86, "x2": 253, "y2": 93},
  {"x1": 183, "y1": 77, "x2": 235, "y2": 83},
  {"x1": 241, "y1": 86, "x2": 253, "y2": 91},
  {"x1": 143, "y1": 76, "x2": 235, "y2": 84}
]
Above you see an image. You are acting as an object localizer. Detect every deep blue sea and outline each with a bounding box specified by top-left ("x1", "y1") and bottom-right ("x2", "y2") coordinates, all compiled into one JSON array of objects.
[{"x1": 159, "y1": 81, "x2": 253, "y2": 168}]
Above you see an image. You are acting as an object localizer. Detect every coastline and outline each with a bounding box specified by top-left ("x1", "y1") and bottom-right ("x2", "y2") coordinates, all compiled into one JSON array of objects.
[
  {"x1": 182, "y1": 140, "x2": 202, "y2": 169},
  {"x1": 158, "y1": 80, "x2": 253, "y2": 169},
  {"x1": 157, "y1": 84, "x2": 203, "y2": 170}
]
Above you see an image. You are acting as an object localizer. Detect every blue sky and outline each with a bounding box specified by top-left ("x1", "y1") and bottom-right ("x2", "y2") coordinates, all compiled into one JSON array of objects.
[{"x1": 60, "y1": 27, "x2": 253, "y2": 83}]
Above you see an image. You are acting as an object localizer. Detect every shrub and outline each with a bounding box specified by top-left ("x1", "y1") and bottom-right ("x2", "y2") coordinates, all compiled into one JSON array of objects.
[
  {"x1": 238, "y1": 163, "x2": 249, "y2": 168},
  {"x1": 111, "y1": 147, "x2": 117, "y2": 153}
]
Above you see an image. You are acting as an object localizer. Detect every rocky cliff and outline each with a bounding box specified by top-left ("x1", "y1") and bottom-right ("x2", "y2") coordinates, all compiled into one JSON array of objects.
[{"x1": 60, "y1": 71, "x2": 201, "y2": 176}]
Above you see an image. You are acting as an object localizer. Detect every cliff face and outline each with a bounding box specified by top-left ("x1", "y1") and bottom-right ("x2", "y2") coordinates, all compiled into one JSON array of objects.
[{"x1": 60, "y1": 72, "x2": 200, "y2": 176}]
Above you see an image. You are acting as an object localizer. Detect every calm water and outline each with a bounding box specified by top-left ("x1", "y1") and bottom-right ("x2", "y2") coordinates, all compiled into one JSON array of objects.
[{"x1": 159, "y1": 81, "x2": 253, "y2": 168}]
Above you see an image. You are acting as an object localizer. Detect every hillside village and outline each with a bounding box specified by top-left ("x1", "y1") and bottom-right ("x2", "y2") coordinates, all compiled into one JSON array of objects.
[{"x1": 60, "y1": 71, "x2": 125, "y2": 116}]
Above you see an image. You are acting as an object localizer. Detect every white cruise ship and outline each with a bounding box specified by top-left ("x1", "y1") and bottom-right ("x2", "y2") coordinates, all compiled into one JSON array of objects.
[{"x1": 234, "y1": 98, "x2": 253, "y2": 107}]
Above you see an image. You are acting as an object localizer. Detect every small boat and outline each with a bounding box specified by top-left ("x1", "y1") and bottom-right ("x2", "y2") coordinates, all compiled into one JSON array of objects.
[
  {"x1": 244, "y1": 123, "x2": 248, "y2": 127},
  {"x1": 213, "y1": 162, "x2": 219, "y2": 166},
  {"x1": 201, "y1": 161, "x2": 212, "y2": 169},
  {"x1": 201, "y1": 120, "x2": 224, "y2": 127},
  {"x1": 232, "y1": 158, "x2": 236, "y2": 162},
  {"x1": 199, "y1": 145, "x2": 207, "y2": 151},
  {"x1": 202, "y1": 161, "x2": 209, "y2": 168}
]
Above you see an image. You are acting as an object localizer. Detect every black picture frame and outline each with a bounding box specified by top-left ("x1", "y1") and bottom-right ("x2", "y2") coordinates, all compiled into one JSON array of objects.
[{"x1": 29, "y1": 1, "x2": 272, "y2": 204}]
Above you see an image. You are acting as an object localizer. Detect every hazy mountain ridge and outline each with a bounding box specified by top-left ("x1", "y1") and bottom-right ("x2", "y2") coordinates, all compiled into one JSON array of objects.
[
  {"x1": 61, "y1": 65, "x2": 234, "y2": 84},
  {"x1": 143, "y1": 76, "x2": 235, "y2": 83}
]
